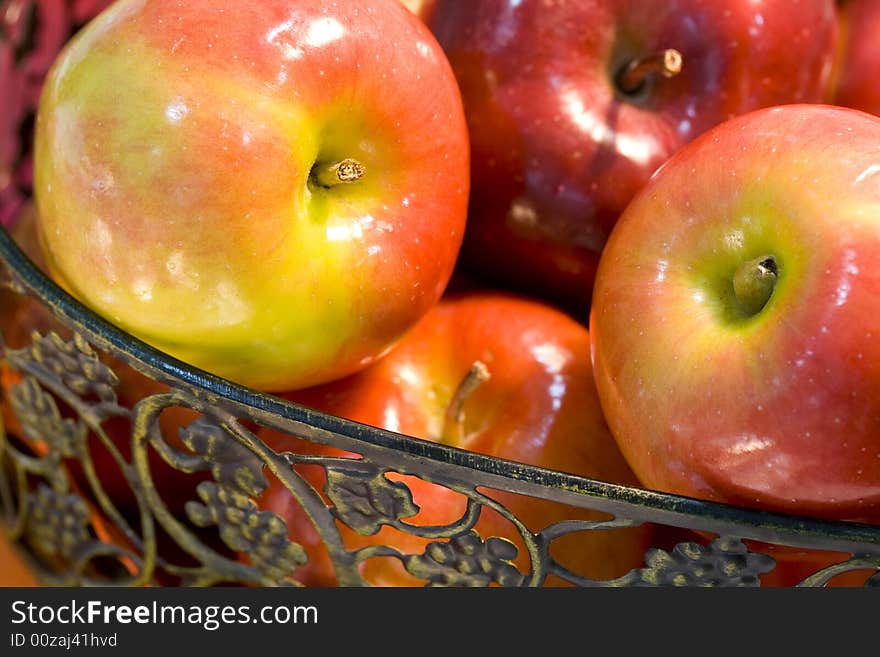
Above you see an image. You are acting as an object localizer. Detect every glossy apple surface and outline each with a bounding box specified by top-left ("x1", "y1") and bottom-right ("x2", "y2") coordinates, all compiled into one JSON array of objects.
[
  {"x1": 591, "y1": 104, "x2": 880, "y2": 522},
  {"x1": 425, "y1": 0, "x2": 839, "y2": 311},
  {"x1": 259, "y1": 291, "x2": 653, "y2": 586},
  {"x1": 833, "y1": 0, "x2": 880, "y2": 116},
  {"x1": 33, "y1": 0, "x2": 469, "y2": 392}
]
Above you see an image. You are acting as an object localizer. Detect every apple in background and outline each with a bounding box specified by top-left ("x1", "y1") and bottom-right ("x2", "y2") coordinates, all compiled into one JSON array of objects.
[
  {"x1": 832, "y1": 0, "x2": 880, "y2": 116},
  {"x1": 258, "y1": 291, "x2": 654, "y2": 586},
  {"x1": 32, "y1": 0, "x2": 470, "y2": 393},
  {"x1": 590, "y1": 104, "x2": 880, "y2": 524},
  {"x1": 424, "y1": 0, "x2": 839, "y2": 313}
]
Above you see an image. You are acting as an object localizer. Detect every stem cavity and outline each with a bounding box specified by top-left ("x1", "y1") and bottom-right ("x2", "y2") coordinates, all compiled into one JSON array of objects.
[
  {"x1": 733, "y1": 255, "x2": 779, "y2": 317},
  {"x1": 616, "y1": 48, "x2": 683, "y2": 96}
]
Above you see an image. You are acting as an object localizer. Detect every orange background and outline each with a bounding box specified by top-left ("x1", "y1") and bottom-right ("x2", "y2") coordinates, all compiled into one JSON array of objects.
[{"x1": 0, "y1": 534, "x2": 39, "y2": 587}]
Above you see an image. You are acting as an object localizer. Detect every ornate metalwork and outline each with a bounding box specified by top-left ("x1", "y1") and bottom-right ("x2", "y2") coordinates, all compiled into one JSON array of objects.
[
  {"x1": 404, "y1": 532, "x2": 525, "y2": 588},
  {"x1": 618, "y1": 537, "x2": 776, "y2": 587},
  {"x1": 3, "y1": 0, "x2": 880, "y2": 588}
]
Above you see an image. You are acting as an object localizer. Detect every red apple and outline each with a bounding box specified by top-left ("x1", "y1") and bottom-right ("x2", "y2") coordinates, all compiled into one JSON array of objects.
[
  {"x1": 590, "y1": 104, "x2": 880, "y2": 523},
  {"x1": 258, "y1": 290, "x2": 654, "y2": 586},
  {"x1": 32, "y1": 0, "x2": 469, "y2": 392},
  {"x1": 832, "y1": 0, "x2": 880, "y2": 116},
  {"x1": 424, "y1": 0, "x2": 840, "y2": 312}
]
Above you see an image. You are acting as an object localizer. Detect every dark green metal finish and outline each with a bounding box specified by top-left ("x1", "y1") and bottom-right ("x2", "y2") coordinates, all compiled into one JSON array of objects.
[{"x1": 2, "y1": 226, "x2": 880, "y2": 587}]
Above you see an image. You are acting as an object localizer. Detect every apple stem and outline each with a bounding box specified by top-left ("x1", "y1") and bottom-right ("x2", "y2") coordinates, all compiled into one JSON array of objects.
[
  {"x1": 440, "y1": 360, "x2": 491, "y2": 445},
  {"x1": 617, "y1": 48, "x2": 683, "y2": 95},
  {"x1": 733, "y1": 255, "x2": 779, "y2": 317},
  {"x1": 311, "y1": 158, "x2": 366, "y2": 188}
]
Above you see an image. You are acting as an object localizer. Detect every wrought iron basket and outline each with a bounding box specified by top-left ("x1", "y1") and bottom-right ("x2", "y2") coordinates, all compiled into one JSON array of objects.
[{"x1": 3, "y1": 0, "x2": 880, "y2": 588}]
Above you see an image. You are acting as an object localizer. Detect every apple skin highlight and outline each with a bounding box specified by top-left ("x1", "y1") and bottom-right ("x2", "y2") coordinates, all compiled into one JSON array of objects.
[{"x1": 33, "y1": 0, "x2": 470, "y2": 392}]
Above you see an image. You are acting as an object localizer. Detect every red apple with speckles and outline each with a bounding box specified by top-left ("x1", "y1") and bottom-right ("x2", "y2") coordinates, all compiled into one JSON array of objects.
[
  {"x1": 32, "y1": 0, "x2": 469, "y2": 392},
  {"x1": 424, "y1": 0, "x2": 839, "y2": 312},
  {"x1": 833, "y1": 0, "x2": 880, "y2": 116},
  {"x1": 590, "y1": 104, "x2": 880, "y2": 523},
  {"x1": 258, "y1": 291, "x2": 654, "y2": 586}
]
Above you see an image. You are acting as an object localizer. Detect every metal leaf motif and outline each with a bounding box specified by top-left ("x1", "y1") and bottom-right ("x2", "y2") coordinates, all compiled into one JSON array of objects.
[
  {"x1": 404, "y1": 531, "x2": 525, "y2": 587},
  {"x1": 178, "y1": 417, "x2": 267, "y2": 497},
  {"x1": 185, "y1": 481, "x2": 307, "y2": 581},
  {"x1": 8, "y1": 331, "x2": 118, "y2": 403},
  {"x1": 8, "y1": 376, "x2": 87, "y2": 458},
  {"x1": 325, "y1": 463, "x2": 419, "y2": 536},
  {"x1": 25, "y1": 484, "x2": 92, "y2": 559},
  {"x1": 624, "y1": 536, "x2": 775, "y2": 587}
]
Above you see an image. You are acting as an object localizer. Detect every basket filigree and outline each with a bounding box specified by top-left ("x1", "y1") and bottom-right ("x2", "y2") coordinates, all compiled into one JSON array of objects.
[
  {"x1": 404, "y1": 532, "x2": 525, "y2": 587},
  {"x1": 620, "y1": 537, "x2": 775, "y2": 587},
  {"x1": 324, "y1": 462, "x2": 421, "y2": 536}
]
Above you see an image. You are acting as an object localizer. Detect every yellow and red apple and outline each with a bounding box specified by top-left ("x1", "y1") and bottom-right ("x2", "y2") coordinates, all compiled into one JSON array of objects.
[{"x1": 32, "y1": 0, "x2": 470, "y2": 392}]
